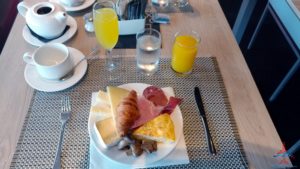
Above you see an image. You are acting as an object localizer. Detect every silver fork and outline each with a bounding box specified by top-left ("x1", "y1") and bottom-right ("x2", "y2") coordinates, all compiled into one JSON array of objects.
[{"x1": 53, "y1": 96, "x2": 71, "y2": 169}]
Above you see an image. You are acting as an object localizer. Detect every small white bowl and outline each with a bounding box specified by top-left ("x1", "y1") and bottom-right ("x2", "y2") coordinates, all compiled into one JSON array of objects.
[{"x1": 118, "y1": 19, "x2": 145, "y2": 35}]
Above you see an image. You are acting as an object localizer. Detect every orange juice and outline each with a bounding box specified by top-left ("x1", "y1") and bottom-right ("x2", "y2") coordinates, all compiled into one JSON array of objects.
[
  {"x1": 94, "y1": 8, "x2": 119, "y2": 50},
  {"x1": 171, "y1": 35, "x2": 199, "y2": 73}
]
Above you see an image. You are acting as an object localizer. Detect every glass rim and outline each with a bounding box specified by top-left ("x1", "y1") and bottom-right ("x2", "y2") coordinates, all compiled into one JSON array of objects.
[
  {"x1": 174, "y1": 30, "x2": 200, "y2": 48},
  {"x1": 136, "y1": 28, "x2": 161, "y2": 40},
  {"x1": 93, "y1": 1, "x2": 116, "y2": 15}
]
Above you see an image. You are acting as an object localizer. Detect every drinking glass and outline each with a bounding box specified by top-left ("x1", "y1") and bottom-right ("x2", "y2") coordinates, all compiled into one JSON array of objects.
[
  {"x1": 136, "y1": 28, "x2": 161, "y2": 75},
  {"x1": 171, "y1": 30, "x2": 200, "y2": 74},
  {"x1": 176, "y1": 0, "x2": 189, "y2": 7},
  {"x1": 152, "y1": 0, "x2": 188, "y2": 8},
  {"x1": 152, "y1": 0, "x2": 169, "y2": 7},
  {"x1": 93, "y1": 1, "x2": 119, "y2": 71},
  {"x1": 169, "y1": 0, "x2": 189, "y2": 7}
]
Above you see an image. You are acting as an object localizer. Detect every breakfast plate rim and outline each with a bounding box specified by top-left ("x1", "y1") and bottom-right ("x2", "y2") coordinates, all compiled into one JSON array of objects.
[{"x1": 88, "y1": 83, "x2": 184, "y2": 167}]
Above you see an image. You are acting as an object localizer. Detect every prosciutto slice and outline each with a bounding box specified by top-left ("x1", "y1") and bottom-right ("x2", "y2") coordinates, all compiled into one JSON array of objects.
[
  {"x1": 131, "y1": 96, "x2": 162, "y2": 129},
  {"x1": 131, "y1": 96, "x2": 182, "y2": 129}
]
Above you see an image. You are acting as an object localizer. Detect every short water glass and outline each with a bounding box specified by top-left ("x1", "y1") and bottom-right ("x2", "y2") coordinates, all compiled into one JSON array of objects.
[
  {"x1": 177, "y1": 0, "x2": 189, "y2": 7},
  {"x1": 136, "y1": 28, "x2": 161, "y2": 75}
]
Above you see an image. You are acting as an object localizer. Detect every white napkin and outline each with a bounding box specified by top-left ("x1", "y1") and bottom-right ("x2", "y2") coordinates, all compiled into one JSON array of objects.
[{"x1": 89, "y1": 86, "x2": 190, "y2": 169}]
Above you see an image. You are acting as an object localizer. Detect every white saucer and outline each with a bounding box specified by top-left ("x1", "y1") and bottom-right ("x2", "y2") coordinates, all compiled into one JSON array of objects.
[
  {"x1": 24, "y1": 47, "x2": 87, "y2": 92},
  {"x1": 50, "y1": 0, "x2": 95, "y2": 12},
  {"x1": 23, "y1": 15, "x2": 77, "y2": 47}
]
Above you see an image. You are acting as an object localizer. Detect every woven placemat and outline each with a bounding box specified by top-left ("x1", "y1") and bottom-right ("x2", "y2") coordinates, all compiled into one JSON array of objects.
[{"x1": 10, "y1": 57, "x2": 248, "y2": 168}]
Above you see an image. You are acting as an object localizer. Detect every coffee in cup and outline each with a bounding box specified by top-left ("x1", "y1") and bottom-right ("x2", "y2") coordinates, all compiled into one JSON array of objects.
[{"x1": 23, "y1": 43, "x2": 73, "y2": 80}]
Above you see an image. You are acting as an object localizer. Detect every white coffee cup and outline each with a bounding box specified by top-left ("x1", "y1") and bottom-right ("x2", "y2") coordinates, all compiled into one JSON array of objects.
[
  {"x1": 60, "y1": 0, "x2": 85, "y2": 7},
  {"x1": 23, "y1": 43, "x2": 73, "y2": 80}
]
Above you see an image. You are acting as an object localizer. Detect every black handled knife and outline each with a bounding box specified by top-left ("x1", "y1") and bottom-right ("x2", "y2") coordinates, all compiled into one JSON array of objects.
[{"x1": 194, "y1": 87, "x2": 216, "y2": 155}]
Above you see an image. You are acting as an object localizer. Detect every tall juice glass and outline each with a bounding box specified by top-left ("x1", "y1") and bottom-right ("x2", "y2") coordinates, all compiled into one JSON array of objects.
[
  {"x1": 171, "y1": 31, "x2": 200, "y2": 74},
  {"x1": 93, "y1": 1, "x2": 119, "y2": 70}
]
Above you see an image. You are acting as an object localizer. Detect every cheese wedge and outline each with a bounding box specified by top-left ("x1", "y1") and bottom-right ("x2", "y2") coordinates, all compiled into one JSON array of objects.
[
  {"x1": 95, "y1": 117, "x2": 121, "y2": 148},
  {"x1": 106, "y1": 86, "x2": 130, "y2": 136},
  {"x1": 133, "y1": 114, "x2": 176, "y2": 143},
  {"x1": 92, "y1": 89, "x2": 124, "y2": 149}
]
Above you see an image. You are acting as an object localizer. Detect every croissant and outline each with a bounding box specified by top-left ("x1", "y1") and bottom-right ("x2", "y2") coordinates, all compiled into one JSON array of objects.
[{"x1": 117, "y1": 90, "x2": 140, "y2": 136}]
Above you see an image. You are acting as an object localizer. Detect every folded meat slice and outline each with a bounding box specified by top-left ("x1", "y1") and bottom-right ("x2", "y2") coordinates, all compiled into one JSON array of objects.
[
  {"x1": 160, "y1": 97, "x2": 182, "y2": 114},
  {"x1": 131, "y1": 96, "x2": 162, "y2": 129},
  {"x1": 131, "y1": 95, "x2": 182, "y2": 129}
]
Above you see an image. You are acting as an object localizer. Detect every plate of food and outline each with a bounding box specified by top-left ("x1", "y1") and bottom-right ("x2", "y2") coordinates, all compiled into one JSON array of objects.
[{"x1": 88, "y1": 83, "x2": 183, "y2": 167}]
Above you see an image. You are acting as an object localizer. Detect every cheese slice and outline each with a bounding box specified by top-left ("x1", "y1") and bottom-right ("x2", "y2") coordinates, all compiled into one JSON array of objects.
[
  {"x1": 95, "y1": 117, "x2": 121, "y2": 148},
  {"x1": 106, "y1": 86, "x2": 130, "y2": 135},
  {"x1": 96, "y1": 90, "x2": 110, "y2": 105},
  {"x1": 133, "y1": 114, "x2": 176, "y2": 143}
]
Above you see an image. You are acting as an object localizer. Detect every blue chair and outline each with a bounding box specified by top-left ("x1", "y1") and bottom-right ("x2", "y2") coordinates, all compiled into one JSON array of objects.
[
  {"x1": 248, "y1": 0, "x2": 300, "y2": 102},
  {"x1": 275, "y1": 139, "x2": 300, "y2": 165},
  {"x1": 233, "y1": 0, "x2": 258, "y2": 43}
]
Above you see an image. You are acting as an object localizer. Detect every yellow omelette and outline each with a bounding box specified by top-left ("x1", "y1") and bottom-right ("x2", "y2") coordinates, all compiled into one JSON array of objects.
[{"x1": 133, "y1": 113, "x2": 176, "y2": 143}]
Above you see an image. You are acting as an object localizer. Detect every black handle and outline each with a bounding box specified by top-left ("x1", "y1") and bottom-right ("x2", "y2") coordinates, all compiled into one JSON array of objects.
[
  {"x1": 194, "y1": 87, "x2": 216, "y2": 155},
  {"x1": 201, "y1": 116, "x2": 216, "y2": 155}
]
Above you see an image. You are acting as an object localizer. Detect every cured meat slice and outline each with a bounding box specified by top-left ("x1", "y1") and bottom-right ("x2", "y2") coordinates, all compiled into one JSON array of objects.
[
  {"x1": 131, "y1": 96, "x2": 162, "y2": 129},
  {"x1": 132, "y1": 87, "x2": 182, "y2": 129},
  {"x1": 160, "y1": 97, "x2": 182, "y2": 115},
  {"x1": 132, "y1": 96, "x2": 182, "y2": 129},
  {"x1": 143, "y1": 86, "x2": 168, "y2": 106}
]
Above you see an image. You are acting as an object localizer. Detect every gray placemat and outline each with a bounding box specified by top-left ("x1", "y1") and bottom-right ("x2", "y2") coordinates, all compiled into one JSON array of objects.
[{"x1": 10, "y1": 57, "x2": 248, "y2": 168}]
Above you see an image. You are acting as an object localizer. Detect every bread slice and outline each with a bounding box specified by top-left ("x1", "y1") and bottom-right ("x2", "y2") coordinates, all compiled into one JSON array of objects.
[
  {"x1": 133, "y1": 114, "x2": 176, "y2": 143},
  {"x1": 91, "y1": 90, "x2": 111, "y2": 119},
  {"x1": 90, "y1": 102, "x2": 111, "y2": 119}
]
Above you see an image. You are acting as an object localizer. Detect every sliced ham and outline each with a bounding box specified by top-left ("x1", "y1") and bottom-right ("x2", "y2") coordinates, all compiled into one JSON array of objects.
[
  {"x1": 131, "y1": 96, "x2": 162, "y2": 129},
  {"x1": 143, "y1": 86, "x2": 168, "y2": 106},
  {"x1": 131, "y1": 96, "x2": 182, "y2": 129}
]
